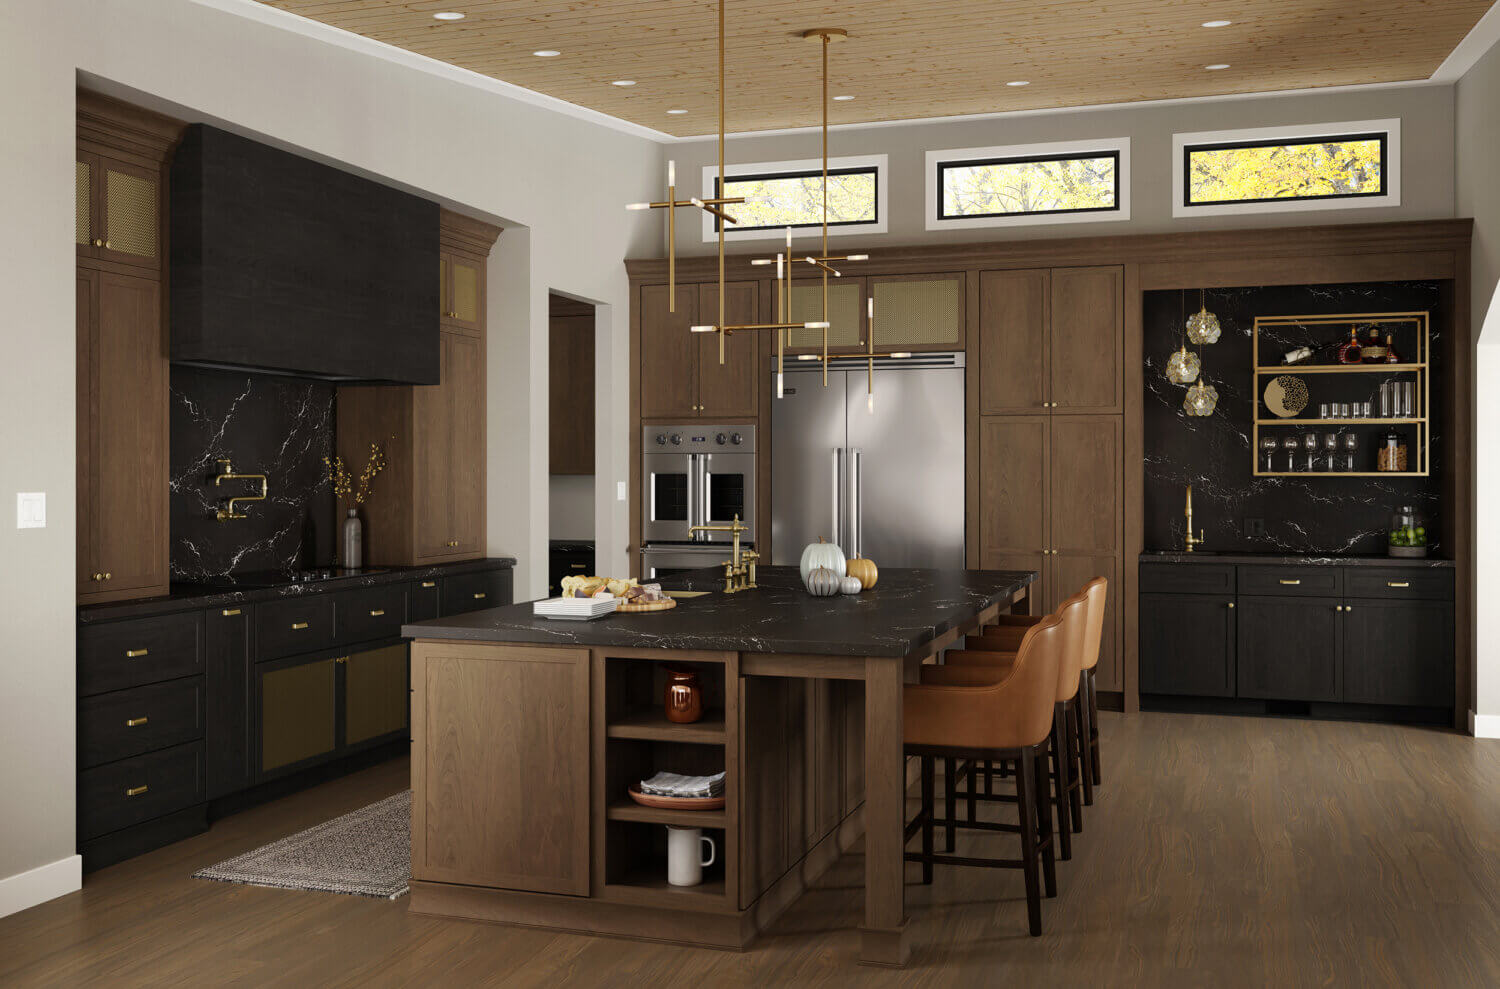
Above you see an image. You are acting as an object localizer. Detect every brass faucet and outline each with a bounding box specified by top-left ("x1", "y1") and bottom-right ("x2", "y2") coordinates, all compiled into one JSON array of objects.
[
  {"x1": 214, "y1": 459, "x2": 268, "y2": 521},
  {"x1": 1183, "y1": 483, "x2": 1205, "y2": 552},
  {"x1": 688, "y1": 515, "x2": 757, "y2": 593}
]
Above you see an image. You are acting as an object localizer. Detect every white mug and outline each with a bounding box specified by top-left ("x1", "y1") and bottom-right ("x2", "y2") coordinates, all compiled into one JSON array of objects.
[{"x1": 666, "y1": 826, "x2": 716, "y2": 887}]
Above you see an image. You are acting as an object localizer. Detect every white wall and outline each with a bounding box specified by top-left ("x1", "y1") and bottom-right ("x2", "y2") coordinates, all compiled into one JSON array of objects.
[
  {"x1": 0, "y1": 0, "x2": 656, "y2": 910},
  {"x1": 550, "y1": 476, "x2": 597, "y2": 540},
  {"x1": 668, "y1": 84, "x2": 1456, "y2": 254},
  {"x1": 1456, "y1": 39, "x2": 1500, "y2": 733}
]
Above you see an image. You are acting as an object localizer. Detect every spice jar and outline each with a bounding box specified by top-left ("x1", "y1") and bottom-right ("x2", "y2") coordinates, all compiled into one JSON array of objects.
[
  {"x1": 1377, "y1": 429, "x2": 1408, "y2": 473},
  {"x1": 664, "y1": 668, "x2": 704, "y2": 724}
]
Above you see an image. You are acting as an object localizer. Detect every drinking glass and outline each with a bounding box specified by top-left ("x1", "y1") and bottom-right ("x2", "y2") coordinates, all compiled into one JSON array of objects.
[
  {"x1": 1260, "y1": 435, "x2": 1279, "y2": 472},
  {"x1": 1323, "y1": 433, "x2": 1339, "y2": 471},
  {"x1": 1379, "y1": 382, "x2": 1393, "y2": 418},
  {"x1": 1303, "y1": 432, "x2": 1319, "y2": 472},
  {"x1": 1343, "y1": 432, "x2": 1360, "y2": 472},
  {"x1": 1339, "y1": 402, "x2": 1352, "y2": 419},
  {"x1": 1319, "y1": 403, "x2": 1330, "y2": 420},
  {"x1": 1282, "y1": 436, "x2": 1299, "y2": 472}
]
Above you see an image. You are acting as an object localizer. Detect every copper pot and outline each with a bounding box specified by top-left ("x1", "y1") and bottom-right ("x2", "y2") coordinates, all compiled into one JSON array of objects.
[{"x1": 664, "y1": 668, "x2": 703, "y2": 724}]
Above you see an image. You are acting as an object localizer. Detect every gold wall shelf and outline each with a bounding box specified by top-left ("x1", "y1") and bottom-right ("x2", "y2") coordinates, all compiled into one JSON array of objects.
[{"x1": 1251, "y1": 312, "x2": 1430, "y2": 478}]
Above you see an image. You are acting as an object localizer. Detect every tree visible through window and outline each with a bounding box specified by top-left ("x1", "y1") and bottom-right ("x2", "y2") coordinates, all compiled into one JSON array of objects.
[
  {"x1": 718, "y1": 167, "x2": 877, "y2": 231},
  {"x1": 1186, "y1": 135, "x2": 1385, "y2": 206},
  {"x1": 939, "y1": 153, "x2": 1118, "y2": 219}
]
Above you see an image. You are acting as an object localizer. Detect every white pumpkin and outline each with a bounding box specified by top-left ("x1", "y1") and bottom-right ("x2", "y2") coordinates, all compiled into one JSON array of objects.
[
  {"x1": 806, "y1": 566, "x2": 841, "y2": 597},
  {"x1": 840, "y1": 576, "x2": 863, "y2": 595},
  {"x1": 800, "y1": 538, "x2": 847, "y2": 589}
]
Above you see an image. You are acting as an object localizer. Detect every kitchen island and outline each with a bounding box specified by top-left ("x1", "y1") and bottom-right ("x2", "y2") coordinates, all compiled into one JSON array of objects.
[{"x1": 402, "y1": 565, "x2": 1034, "y2": 966}]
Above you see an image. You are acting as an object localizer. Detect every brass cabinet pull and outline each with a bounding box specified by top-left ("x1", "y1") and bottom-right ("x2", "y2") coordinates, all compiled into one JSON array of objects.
[
  {"x1": 125, "y1": 785, "x2": 148, "y2": 797},
  {"x1": 369, "y1": 609, "x2": 386, "y2": 617},
  {"x1": 221, "y1": 608, "x2": 242, "y2": 617},
  {"x1": 92, "y1": 238, "x2": 104, "y2": 248},
  {"x1": 104, "y1": 240, "x2": 112, "y2": 249},
  {"x1": 126, "y1": 717, "x2": 148, "y2": 727},
  {"x1": 334, "y1": 656, "x2": 349, "y2": 664},
  {"x1": 569, "y1": 563, "x2": 588, "y2": 570},
  {"x1": 126, "y1": 648, "x2": 149, "y2": 658},
  {"x1": 1345, "y1": 605, "x2": 1353, "y2": 613},
  {"x1": 473, "y1": 592, "x2": 487, "y2": 600},
  {"x1": 1388, "y1": 581, "x2": 1411, "y2": 588},
  {"x1": 1227, "y1": 602, "x2": 1235, "y2": 609},
  {"x1": 421, "y1": 581, "x2": 437, "y2": 588},
  {"x1": 291, "y1": 621, "x2": 309, "y2": 630},
  {"x1": 1279, "y1": 579, "x2": 1301, "y2": 586},
  {"x1": 1335, "y1": 605, "x2": 1345, "y2": 612},
  {"x1": 103, "y1": 573, "x2": 112, "y2": 580}
]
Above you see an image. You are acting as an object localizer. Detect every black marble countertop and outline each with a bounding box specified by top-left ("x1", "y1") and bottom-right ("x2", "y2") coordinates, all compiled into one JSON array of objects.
[
  {"x1": 403, "y1": 565, "x2": 1036, "y2": 658},
  {"x1": 1140, "y1": 551, "x2": 1453, "y2": 569},
  {"x1": 78, "y1": 557, "x2": 517, "y2": 624}
]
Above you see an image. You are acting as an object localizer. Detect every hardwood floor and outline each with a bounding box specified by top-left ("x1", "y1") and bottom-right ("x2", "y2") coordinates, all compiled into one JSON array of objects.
[{"x1": 5, "y1": 711, "x2": 1500, "y2": 986}]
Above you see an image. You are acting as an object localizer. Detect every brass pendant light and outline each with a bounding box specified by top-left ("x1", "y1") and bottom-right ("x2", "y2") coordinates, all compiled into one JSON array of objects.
[
  {"x1": 1187, "y1": 288, "x2": 1222, "y2": 344},
  {"x1": 1166, "y1": 291, "x2": 1201, "y2": 385}
]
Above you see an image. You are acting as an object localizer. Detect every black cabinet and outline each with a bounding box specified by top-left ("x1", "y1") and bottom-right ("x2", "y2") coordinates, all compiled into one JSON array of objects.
[
  {"x1": 411, "y1": 578, "x2": 440, "y2": 621},
  {"x1": 205, "y1": 604, "x2": 252, "y2": 799},
  {"x1": 1343, "y1": 598, "x2": 1455, "y2": 707},
  {"x1": 548, "y1": 541, "x2": 595, "y2": 597},
  {"x1": 440, "y1": 569, "x2": 513, "y2": 616},
  {"x1": 1139, "y1": 592, "x2": 1236, "y2": 697},
  {"x1": 1236, "y1": 595, "x2": 1342, "y2": 702}
]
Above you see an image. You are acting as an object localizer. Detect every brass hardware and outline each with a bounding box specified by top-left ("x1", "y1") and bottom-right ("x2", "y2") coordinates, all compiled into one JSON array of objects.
[
  {"x1": 92, "y1": 238, "x2": 104, "y2": 247},
  {"x1": 104, "y1": 240, "x2": 111, "y2": 249},
  {"x1": 126, "y1": 648, "x2": 149, "y2": 658},
  {"x1": 421, "y1": 581, "x2": 437, "y2": 588},
  {"x1": 126, "y1": 716, "x2": 149, "y2": 727},
  {"x1": 221, "y1": 608, "x2": 241, "y2": 617},
  {"x1": 1227, "y1": 602, "x2": 1236, "y2": 609},
  {"x1": 125, "y1": 785, "x2": 148, "y2": 797},
  {"x1": 214, "y1": 459, "x2": 269, "y2": 521},
  {"x1": 334, "y1": 656, "x2": 348, "y2": 664},
  {"x1": 291, "y1": 621, "x2": 309, "y2": 630},
  {"x1": 369, "y1": 609, "x2": 386, "y2": 617},
  {"x1": 1183, "y1": 484, "x2": 1205, "y2": 552},
  {"x1": 1279, "y1": 579, "x2": 1302, "y2": 586},
  {"x1": 569, "y1": 563, "x2": 588, "y2": 570},
  {"x1": 1345, "y1": 605, "x2": 1353, "y2": 612},
  {"x1": 690, "y1": 514, "x2": 757, "y2": 593},
  {"x1": 92, "y1": 573, "x2": 102, "y2": 582},
  {"x1": 104, "y1": 573, "x2": 112, "y2": 580},
  {"x1": 1388, "y1": 581, "x2": 1411, "y2": 588},
  {"x1": 1336, "y1": 605, "x2": 1344, "y2": 612},
  {"x1": 473, "y1": 592, "x2": 487, "y2": 600}
]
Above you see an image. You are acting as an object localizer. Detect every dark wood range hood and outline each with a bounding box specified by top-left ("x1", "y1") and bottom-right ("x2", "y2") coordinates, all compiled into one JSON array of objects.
[{"x1": 169, "y1": 124, "x2": 439, "y2": 384}]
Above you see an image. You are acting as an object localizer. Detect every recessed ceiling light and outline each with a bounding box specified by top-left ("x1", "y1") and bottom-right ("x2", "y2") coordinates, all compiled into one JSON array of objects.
[
  {"x1": 1202, "y1": 19, "x2": 1232, "y2": 28},
  {"x1": 1006, "y1": 80, "x2": 1030, "y2": 87},
  {"x1": 533, "y1": 49, "x2": 561, "y2": 57},
  {"x1": 1205, "y1": 63, "x2": 1231, "y2": 70},
  {"x1": 611, "y1": 79, "x2": 637, "y2": 87},
  {"x1": 432, "y1": 11, "x2": 465, "y2": 21},
  {"x1": 667, "y1": 108, "x2": 688, "y2": 114},
  {"x1": 832, "y1": 94, "x2": 855, "y2": 101}
]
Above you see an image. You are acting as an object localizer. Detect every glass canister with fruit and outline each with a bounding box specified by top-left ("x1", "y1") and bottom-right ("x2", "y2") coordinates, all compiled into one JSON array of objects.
[{"x1": 1388, "y1": 505, "x2": 1428, "y2": 558}]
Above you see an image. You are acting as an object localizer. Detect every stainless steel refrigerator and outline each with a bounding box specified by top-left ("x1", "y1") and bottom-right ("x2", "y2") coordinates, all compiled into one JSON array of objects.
[{"x1": 771, "y1": 353, "x2": 965, "y2": 569}]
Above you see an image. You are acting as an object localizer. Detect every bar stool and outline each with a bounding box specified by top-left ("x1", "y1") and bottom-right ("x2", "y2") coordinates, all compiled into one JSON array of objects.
[
  {"x1": 940, "y1": 591, "x2": 1090, "y2": 857},
  {"x1": 1078, "y1": 578, "x2": 1108, "y2": 789},
  {"x1": 903, "y1": 615, "x2": 1064, "y2": 936}
]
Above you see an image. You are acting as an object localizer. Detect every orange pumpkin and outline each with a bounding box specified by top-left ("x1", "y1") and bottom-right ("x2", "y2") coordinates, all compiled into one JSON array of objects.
[{"x1": 846, "y1": 556, "x2": 879, "y2": 590}]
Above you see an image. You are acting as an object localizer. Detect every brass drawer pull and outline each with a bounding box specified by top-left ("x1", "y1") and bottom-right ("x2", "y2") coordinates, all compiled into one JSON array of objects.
[
  {"x1": 126, "y1": 648, "x2": 149, "y2": 658},
  {"x1": 1388, "y1": 581, "x2": 1411, "y2": 588},
  {"x1": 421, "y1": 581, "x2": 437, "y2": 588},
  {"x1": 1227, "y1": 602, "x2": 1235, "y2": 609},
  {"x1": 125, "y1": 785, "x2": 148, "y2": 797},
  {"x1": 222, "y1": 608, "x2": 242, "y2": 617},
  {"x1": 570, "y1": 563, "x2": 588, "y2": 570},
  {"x1": 291, "y1": 621, "x2": 309, "y2": 630},
  {"x1": 1278, "y1": 579, "x2": 1301, "y2": 586},
  {"x1": 473, "y1": 592, "x2": 487, "y2": 600},
  {"x1": 126, "y1": 716, "x2": 149, "y2": 727},
  {"x1": 369, "y1": 609, "x2": 386, "y2": 617}
]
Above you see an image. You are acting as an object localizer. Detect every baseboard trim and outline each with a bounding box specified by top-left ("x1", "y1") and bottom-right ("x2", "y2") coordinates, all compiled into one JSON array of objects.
[
  {"x1": 0, "y1": 854, "x2": 82, "y2": 919},
  {"x1": 1470, "y1": 710, "x2": 1500, "y2": 738}
]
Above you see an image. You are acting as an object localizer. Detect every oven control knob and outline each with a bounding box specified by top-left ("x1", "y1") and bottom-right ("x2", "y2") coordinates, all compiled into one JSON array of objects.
[
  {"x1": 715, "y1": 433, "x2": 727, "y2": 445},
  {"x1": 655, "y1": 434, "x2": 667, "y2": 446},
  {"x1": 730, "y1": 432, "x2": 744, "y2": 445},
  {"x1": 670, "y1": 433, "x2": 682, "y2": 445}
]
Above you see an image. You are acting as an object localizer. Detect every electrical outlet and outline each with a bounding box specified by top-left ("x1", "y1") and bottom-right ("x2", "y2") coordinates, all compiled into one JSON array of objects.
[{"x1": 1244, "y1": 517, "x2": 1267, "y2": 539}]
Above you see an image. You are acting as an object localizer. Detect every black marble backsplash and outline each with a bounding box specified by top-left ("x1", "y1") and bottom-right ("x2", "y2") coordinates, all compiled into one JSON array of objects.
[
  {"x1": 1144, "y1": 281, "x2": 1443, "y2": 556},
  {"x1": 169, "y1": 367, "x2": 335, "y2": 579}
]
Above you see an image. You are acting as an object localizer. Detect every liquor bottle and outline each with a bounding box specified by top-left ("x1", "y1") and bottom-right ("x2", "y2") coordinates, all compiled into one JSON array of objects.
[
  {"x1": 1336, "y1": 328, "x2": 1363, "y2": 364},
  {"x1": 1361, "y1": 326, "x2": 1387, "y2": 362},
  {"x1": 1383, "y1": 333, "x2": 1400, "y2": 364}
]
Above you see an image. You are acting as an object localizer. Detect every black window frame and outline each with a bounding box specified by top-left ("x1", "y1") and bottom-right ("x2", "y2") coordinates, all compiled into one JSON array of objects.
[
  {"x1": 1181, "y1": 131, "x2": 1389, "y2": 209},
  {"x1": 935, "y1": 149, "x2": 1122, "y2": 222},
  {"x1": 712, "y1": 164, "x2": 879, "y2": 233}
]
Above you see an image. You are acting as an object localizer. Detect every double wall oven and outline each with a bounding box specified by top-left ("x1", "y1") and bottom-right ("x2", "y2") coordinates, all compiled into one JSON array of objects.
[{"x1": 641, "y1": 424, "x2": 755, "y2": 580}]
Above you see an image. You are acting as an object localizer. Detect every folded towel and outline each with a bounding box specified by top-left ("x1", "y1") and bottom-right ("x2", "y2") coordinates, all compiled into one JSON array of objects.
[{"x1": 639, "y1": 771, "x2": 725, "y2": 798}]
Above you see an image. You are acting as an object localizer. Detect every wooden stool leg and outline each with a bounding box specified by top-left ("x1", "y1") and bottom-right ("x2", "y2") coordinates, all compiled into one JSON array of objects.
[
  {"x1": 985, "y1": 760, "x2": 994, "y2": 795},
  {"x1": 967, "y1": 759, "x2": 978, "y2": 824},
  {"x1": 1051, "y1": 707, "x2": 1072, "y2": 861},
  {"x1": 1076, "y1": 674, "x2": 1095, "y2": 808},
  {"x1": 1065, "y1": 701, "x2": 1084, "y2": 832},
  {"x1": 1035, "y1": 746, "x2": 1057, "y2": 898},
  {"x1": 1016, "y1": 750, "x2": 1043, "y2": 937},
  {"x1": 943, "y1": 756, "x2": 956, "y2": 853},
  {"x1": 921, "y1": 755, "x2": 935, "y2": 885},
  {"x1": 1089, "y1": 668, "x2": 1102, "y2": 786}
]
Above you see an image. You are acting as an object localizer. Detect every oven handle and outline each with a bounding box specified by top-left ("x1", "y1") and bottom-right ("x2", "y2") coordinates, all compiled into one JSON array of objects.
[
  {"x1": 687, "y1": 454, "x2": 700, "y2": 542},
  {"x1": 700, "y1": 452, "x2": 712, "y2": 536}
]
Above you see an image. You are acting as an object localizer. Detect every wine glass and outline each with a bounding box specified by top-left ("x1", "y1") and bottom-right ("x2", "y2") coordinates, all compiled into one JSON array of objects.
[
  {"x1": 1323, "y1": 433, "x2": 1339, "y2": 471},
  {"x1": 1343, "y1": 432, "x2": 1360, "y2": 471},
  {"x1": 1260, "y1": 435, "x2": 1279, "y2": 472},
  {"x1": 1282, "y1": 436, "x2": 1299, "y2": 472},
  {"x1": 1303, "y1": 432, "x2": 1319, "y2": 472}
]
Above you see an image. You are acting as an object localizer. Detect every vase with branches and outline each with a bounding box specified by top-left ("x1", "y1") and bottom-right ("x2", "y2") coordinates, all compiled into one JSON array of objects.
[{"x1": 324, "y1": 441, "x2": 388, "y2": 568}]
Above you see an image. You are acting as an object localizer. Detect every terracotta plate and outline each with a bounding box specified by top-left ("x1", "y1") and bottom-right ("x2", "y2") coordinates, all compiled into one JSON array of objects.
[{"x1": 627, "y1": 785, "x2": 725, "y2": 810}]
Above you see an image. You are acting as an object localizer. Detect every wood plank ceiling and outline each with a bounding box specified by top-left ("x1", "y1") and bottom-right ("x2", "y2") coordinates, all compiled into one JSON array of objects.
[{"x1": 260, "y1": 1, "x2": 1494, "y2": 136}]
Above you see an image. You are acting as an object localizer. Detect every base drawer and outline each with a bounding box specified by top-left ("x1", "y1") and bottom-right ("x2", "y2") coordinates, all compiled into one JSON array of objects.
[
  {"x1": 79, "y1": 679, "x2": 204, "y2": 769},
  {"x1": 440, "y1": 570, "x2": 513, "y2": 617},
  {"x1": 79, "y1": 612, "x2": 204, "y2": 697},
  {"x1": 1345, "y1": 567, "x2": 1454, "y2": 601},
  {"x1": 257, "y1": 596, "x2": 337, "y2": 659},
  {"x1": 78, "y1": 741, "x2": 205, "y2": 841},
  {"x1": 1238, "y1": 566, "x2": 1342, "y2": 597},
  {"x1": 336, "y1": 584, "x2": 408, "y2": 644}
]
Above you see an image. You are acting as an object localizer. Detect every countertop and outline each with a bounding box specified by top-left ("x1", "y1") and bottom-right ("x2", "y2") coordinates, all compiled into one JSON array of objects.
[
  {"x1": 78, "y1": 557, "x2": 517, "y2": 624},
  {"x1": 1140, "y1": 551, "x2": 1453, "y2": 569},
  {"x1": 403, "y1": 565, "x2": 1035, "y2": 658}
]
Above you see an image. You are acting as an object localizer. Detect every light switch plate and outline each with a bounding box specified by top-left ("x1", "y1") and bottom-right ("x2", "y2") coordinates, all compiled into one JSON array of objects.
[
  {"x1": 617, "y1": 481, "x2": 627, "y2": 501},
  {"x1": 16, "y1": 492, "x2": 45, "y2": 529}
]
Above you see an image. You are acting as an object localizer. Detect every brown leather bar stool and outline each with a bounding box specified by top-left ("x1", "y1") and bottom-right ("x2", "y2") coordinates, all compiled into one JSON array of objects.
[
  {"x1": 940, "y1": 591, "x2": 1090, "y2": 857},
  {"x1": 1078, "y1": 578, "x2": 1108, "y2": 789},
  {"x1": 903, "y1": 615, "x2": 1064, "y2": 936}
]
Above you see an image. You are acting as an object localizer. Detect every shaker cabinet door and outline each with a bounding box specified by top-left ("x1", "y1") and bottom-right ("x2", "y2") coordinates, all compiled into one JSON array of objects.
[
  {"x1": 979, "y1": 268, "x2": 1049, "y2": 414},
  {"x1": 414, "y1": 332, "x2": 484, "y2": 562},
  {"x1": 1050, "y1": 266, "x2": 1122, "y2": 414},
  {"x1": 1236, "y1": 596, "x2": 1342, "y2": 702},
  {"x1": 639, "y1": 283, "x2": 700, "y2": 419},
  {"x1": 697, "y1": 280, "x2": 759, "y2": 419},
  {"x1": 1139, "y1": 592, "x2": 1236, "y2": 697},
  {"x1": 1342, "y1": 599, "x2": 1454, "y2": 708}
]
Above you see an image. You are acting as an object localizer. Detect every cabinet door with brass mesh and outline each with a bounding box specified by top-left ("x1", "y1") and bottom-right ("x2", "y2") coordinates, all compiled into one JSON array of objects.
[
  {"x1": 870, "y1": 274, "x2": 964, "y2": 351},
  {"x1": 98, "y1": 156, "x2": 160, "y2": 269},
  {"x1": 344, "y1": 644, "x2": 410, "y2": 747},
  {"x1": 443, "y1": 251, "x2": 484, "y2": 336},
  {"x1": 76, "y1": 156, "x2": 97, "y2": 256},
  {"x1": 787, "y1": 278, "x2": 864, "y2": 351},
  {"x1": 258, "y1": 656, "x2": 337, "y2": 775}
]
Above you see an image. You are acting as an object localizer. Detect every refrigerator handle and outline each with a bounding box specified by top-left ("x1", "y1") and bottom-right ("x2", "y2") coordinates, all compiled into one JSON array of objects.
[
  {"x1": 831, "y1": 448, "x2": 844, "y2": 548},
  {"x1": 851, "y1": 448, "x2": 863, "y2": 560}
]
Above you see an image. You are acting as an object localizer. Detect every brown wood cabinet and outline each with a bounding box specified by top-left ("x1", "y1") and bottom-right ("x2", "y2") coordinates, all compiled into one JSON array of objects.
[
  {"x1": 440, "y1": 251, "x2": 484, "y2": 336},
  {"x1": 638, "y1": 280, "x2": 759, "y2": 419},
  {"x1": 75, "y1": 93, "x2": 179, "y2": 605},
  {"x1": 550, "y1": 307, "x2": 596, "y2": 475}
]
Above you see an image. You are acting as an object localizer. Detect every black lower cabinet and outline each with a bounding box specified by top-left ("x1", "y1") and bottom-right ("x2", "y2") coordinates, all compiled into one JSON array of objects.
[
  {"x1": 1139, "y1": 592, "x2": 1236, "y2": 697},
  {"x1": 1236, "y1": 596, "x2": 1342, "y2": 703},
  {"x1": 205, "y1": 605, "x2": 252, "y2": 799},
  {"x1": 1343, "y1": 598, "x2": 1455, "y2": 707},
  {"x1": 255, "y1": 652, "x2": 340, "y2": 779}
]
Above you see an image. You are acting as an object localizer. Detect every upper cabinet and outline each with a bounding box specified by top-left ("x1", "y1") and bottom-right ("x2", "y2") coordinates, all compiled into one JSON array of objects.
[
  {"x1": 979, "y1": 265, "x2": 1122, "y2": 415},
  {"x1": 638, "y1": 280, "x2": 758, "y2": 420},
  {"x1": 76, "y1": 152, "x2": 162, "y2": 271},
  {"x1": 439, "y1": 208, "x2": 496, "y2": 337},
  {"x1": 782, "y1": 273, "x2": 965, "y2": 355}
]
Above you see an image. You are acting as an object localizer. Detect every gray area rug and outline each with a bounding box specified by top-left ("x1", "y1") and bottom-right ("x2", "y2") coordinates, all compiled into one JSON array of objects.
[{"x1": 195, "y1": 790, "x2": 410, "y2": 899}]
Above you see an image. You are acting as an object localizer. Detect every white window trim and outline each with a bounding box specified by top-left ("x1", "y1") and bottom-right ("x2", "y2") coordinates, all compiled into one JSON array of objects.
[
  {"x1": 1172, "y1": 118, "x2": 1401, "y2": 218},
  {"x1": 699, "y1": 154, "x2": 888, "y2": 242},
  {"x1": 924, "y1": 137, "x2": 1131, "y2": 231}
]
